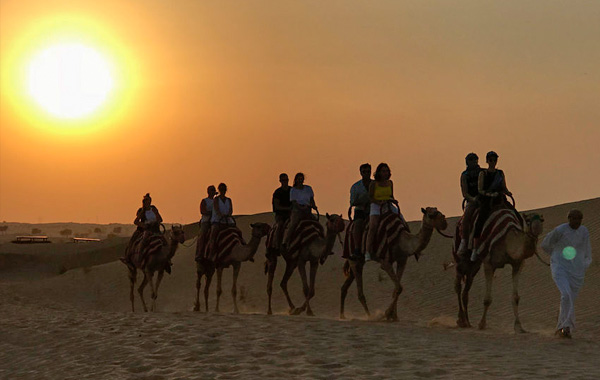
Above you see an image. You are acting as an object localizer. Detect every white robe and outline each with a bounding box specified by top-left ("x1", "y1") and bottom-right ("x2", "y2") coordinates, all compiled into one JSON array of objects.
[{"x1": 541, "y1": 223, "x2": 592, "y2": 331}]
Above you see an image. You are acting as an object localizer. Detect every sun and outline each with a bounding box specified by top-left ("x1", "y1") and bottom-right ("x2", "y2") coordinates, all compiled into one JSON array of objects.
[{"x1": 27, "y1": 43, "x2": 114, "y2": 119}]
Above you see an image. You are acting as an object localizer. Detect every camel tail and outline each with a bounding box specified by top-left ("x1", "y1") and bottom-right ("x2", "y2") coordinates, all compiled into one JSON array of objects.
[{"x1": 343, "y1": 260, "x2": 350, "y2": 277}]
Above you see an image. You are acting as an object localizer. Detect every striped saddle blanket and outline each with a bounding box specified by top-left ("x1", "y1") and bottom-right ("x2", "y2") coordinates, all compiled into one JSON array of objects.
[
  {"x1": 130, "y1": 234, "x2": 166, "y2": 269},
  {"x1": 454, "y1": 208, "x2": 523, "y2": 261},
  {"x1": 371, "y1": 212, "x2": 409, "y2": 261},
  {"x1": 287, "y1": 220, "x2": 324, "y2": 255},
  {"x1": 265, "y1": 222, "x2": 282, "y2": 251},
  {"x1": 213, "y1": 227, "x2": 246, "y2": 262},
  {"x1": 342, "y1": 212, "x2": 409, "y2": 260}
]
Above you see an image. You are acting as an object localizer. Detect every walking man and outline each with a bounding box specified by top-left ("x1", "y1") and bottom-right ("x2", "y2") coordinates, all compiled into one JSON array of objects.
[{"x1": 541, "y1": 209, "x2": 592, "y2": 338}]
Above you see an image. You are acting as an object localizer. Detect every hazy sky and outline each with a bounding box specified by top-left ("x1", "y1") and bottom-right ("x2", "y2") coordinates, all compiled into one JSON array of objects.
[{"x1": 1, "y1": 0, "x2": 599, "y2": 224}]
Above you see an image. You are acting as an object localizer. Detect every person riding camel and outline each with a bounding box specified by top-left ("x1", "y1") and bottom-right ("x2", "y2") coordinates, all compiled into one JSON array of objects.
[
  {"x1": 121, "y1": 193, "x2": 164, "y2": 265},
  {"x1": 195, "y1": 185, "x2": 216, "y2": 261},
  {"x1": 349, "y1": 163, "x2": 372, "y2": 260},
  {"x1": 471, "y1": 151, "x2": 513, "y2": 261},
  {"x1": 457, "y1": 153, "x2": 482, "y2": 258},
  {"x1": 282, "y1": 172, "x2": 318, "y2": 253},
  {"x1": 272, "y1": 173, "x2": 292, "y2": 250},
  {"x1": 207, "y1": 183, "x2": 235, "y2": 260},
  {"x1": 365, "y1": 163, "x2": 405, "y2": 262}
]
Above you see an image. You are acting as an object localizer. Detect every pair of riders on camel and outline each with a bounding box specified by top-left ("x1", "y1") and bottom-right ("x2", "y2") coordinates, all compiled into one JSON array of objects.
[
  {"x1": 195, "y1": 183, "x2": 236, "y2": 262},
  {"x1": 459, "y1": 151, "x2": 518, "y2": 261},
  {"x1": 270, "y1": 172, "x2": 319, "y2": 257},
  {"x1": 349, "y1": 162, "x2": 407, "y2": 263}
]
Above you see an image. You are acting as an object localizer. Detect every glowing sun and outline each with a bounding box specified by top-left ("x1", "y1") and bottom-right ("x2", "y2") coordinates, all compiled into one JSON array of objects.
[{"x1": 27, "y1": 43, "x2": 114, "y2": 119}]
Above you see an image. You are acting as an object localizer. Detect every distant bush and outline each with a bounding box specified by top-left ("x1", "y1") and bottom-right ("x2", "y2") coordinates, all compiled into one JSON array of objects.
[
  {"x1": 113, "y1": 227, "x2": 122, "y2": 234},
  {"x1": 59, "y1": 229, "x2": 73, "y2": 237},
  {"x1": 94, "y1": 227, "x2": 102, "y2": 233},
  {"x1": 32, "y1": 228, "x2": 42, "y2": 234},
  {"x1": 0, "y1": 225, "x2": 7, "y2": 234}
]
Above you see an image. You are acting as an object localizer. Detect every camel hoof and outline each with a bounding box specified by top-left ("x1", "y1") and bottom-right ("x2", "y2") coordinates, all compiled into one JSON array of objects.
[
  {"x1": 193, "y1": 305, "x2": 200, "y2": 312},
  {"x1": 514, "y1": 324, "x2": 527, "y2": 334},
  {"x1": 478, "y1": 322, "x2": 486, "y2": 330},
  {"x1": 306, "y1": 310, "x2": 314, "y2": 317},
  {"x1": 457, "y1": 319, "x2": 469, "y2": 328},
  {"x1": 267, "y1": 310, "x2": 273, "y2": 315},
  {"x1": 340, "y1": 314, "x2": 346, "y2": 320},
  {"x1": 290, "y1": 308, "x2": 302, "y2": 316}
]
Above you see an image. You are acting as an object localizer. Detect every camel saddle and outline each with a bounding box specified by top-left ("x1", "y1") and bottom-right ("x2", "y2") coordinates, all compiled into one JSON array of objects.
[
  {"x1": 210, "y1": 226, "x2": 246, "y2": 263},
  {"x1": 454, "y1": 207, "x2": 523, "y2": 262},
  {"x1": 287, "y1": 219, "x2": 324, "y2": 255},
  {"x1": 128, "y1": 233, "x2": 167, "y2": 269}
]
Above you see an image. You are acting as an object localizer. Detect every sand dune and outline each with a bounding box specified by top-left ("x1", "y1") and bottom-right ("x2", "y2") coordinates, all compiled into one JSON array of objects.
[{"x1": 1, "y1": 199, "x2": 598, "y2": 379}]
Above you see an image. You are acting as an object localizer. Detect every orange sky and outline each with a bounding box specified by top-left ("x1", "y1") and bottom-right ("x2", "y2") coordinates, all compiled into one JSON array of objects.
[{"x1": 1, "y1": 0, "x2": 599, "y2": 224}]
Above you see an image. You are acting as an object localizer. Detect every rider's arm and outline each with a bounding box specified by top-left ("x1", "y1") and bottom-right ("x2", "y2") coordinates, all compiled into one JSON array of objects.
[
  {"x1": 369, "y1": 181, "x2": 379, "y2": 205},
  {"x1": 461, "y1": 174, "x2": 475, "y2": 202},
  {"x1": 390, "y1": 180, "x2": 395, "y2": 199},
  {"x1": 478, "y1": 171, "x2": 490, "y2": 197},
  {"x1": 200, "y1": 199, "x2": 209, "y2": 216},
  {"x1": 228, "y1": 198, "x2": 233, "y2": 216},
  {"x1": 501, "y1": 173, "x2": 512, "y2": 197},
  {"x1": 134, "y1": 209, "x2": 143, "y2": 228},
  {"x1": 154, "y1": 207, "x2": 163, "y2": 224},
  {"x1": 310, "y1": 196, "x2": 317, "y2": 210}
]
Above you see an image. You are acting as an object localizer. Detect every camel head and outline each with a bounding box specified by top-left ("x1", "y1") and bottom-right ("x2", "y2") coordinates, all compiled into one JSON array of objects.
[
  {"x1": 326, "y1": 213, "x2": 346, "y2": 233},
  {"x1": 250, "y1": 222, "x2": 271, "y2": 238},
  {"x1": 170, "y1": 224, "x2": 186, "y2": 244},
  {"x1": 523, "y1": 213, "x2": 544, "y2": 237},
  {"x1": 421, "y1": 207, "x2": 448, "y2": 231}
]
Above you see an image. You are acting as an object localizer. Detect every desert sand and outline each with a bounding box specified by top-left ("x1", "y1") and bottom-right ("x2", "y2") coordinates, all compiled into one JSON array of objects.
[{"x1": 1, "y1": 198, "x2": 598, "y2": 379}]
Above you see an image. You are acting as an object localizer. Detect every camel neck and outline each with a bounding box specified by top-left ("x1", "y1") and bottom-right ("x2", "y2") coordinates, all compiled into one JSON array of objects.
[{"x1": 413, "y1": 220, "x2": 435, "y2": 256}]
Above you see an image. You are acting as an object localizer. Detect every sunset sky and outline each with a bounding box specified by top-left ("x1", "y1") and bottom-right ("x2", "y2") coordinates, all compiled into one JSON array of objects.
[{"x1": 1, "y1": 1, "x2": 599, "y2": 224}]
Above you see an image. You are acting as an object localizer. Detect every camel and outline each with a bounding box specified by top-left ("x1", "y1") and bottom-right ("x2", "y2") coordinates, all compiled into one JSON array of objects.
[
  {"x1": 193, "y1": 222, "x2": 271, "y2": 314},
  {"x1": 125, "y1": 224, "x2": 185, "y2": 312},
  {"x1": 265, "y1": 213, "x2": 345, "y2": 316},
  {"x1": 340, "y1": 207, "x2": 448, "y2": 321},
  {"x1": 454, "y1": 211, "x2": 544, "y2": 332}
]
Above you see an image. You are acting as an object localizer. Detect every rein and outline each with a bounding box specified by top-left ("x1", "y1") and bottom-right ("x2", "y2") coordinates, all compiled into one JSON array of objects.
[
  {"x1": 436, "y1": 228, "x2": 454, "y2": 239},
  {"x1": 534, "y1": 251, "x2": 551, "y2": 267}
]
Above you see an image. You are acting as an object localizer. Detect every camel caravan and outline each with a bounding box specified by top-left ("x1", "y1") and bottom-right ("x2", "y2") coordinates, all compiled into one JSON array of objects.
[{"x1": 120, "y1": 155, "x2": 551, "y2": 333}]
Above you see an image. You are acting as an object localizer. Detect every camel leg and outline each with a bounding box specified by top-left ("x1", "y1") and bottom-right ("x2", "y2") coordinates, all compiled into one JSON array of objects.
[
  {"x1": 231, "y1": 262, "x2": 240, "y2": 314},
  {"x1": 478, "y1": 263, "x2": 495, "y2": 330},
  {"x1": 137, "y1": 272, "x2": 149, "y2": 312},
  {"x1": 204, "y1": 267, "x2": 214, "y2": 312},
  {"x1": 215, "y1": 267, "x2": 223, "y2": 312},
  {"x1": 340, "y1": 265, "x2": 355, "y2": 320},
  {"x1": 151, "y1": 271, "x2": 164, "y2": 312},
  {"x1": 194, "y1": 267, "x2": 203, "y2": 312},
  {"x1": 280, "y1": 259, "x2": 297, "y2": 313},
  {"x1": 354, "y1": 262, "x2": 370, "y2": 318},
  {"x1": 462, "y1": 273, "x2": 476, "y2": 328},
  {"x1": 304, "y1": 259, "x2": 318, "y2": 316},
  {"x1": 128, "y1": 268, "x2": 137, "y2": 312},
  {"x1": 266, "y1": 257, "x2": 278, "y2": 315},
  {"x1": 511, "y1": 263, "x2": 526, "y2": 333},
  {"x1": 382, "y1": 258, "x2": 407, "y2": 321},
  {"x1": 455, "y1": 271, "x2": 466, "y2": 327},
  {"x1": 291, "y1": 260, "x2": 309, "y2": 315}
]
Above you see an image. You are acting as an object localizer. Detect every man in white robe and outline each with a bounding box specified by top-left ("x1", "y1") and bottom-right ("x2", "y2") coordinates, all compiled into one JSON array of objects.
[{"x1": 541, "y1": 209, "x2": 592, "y2": 338}]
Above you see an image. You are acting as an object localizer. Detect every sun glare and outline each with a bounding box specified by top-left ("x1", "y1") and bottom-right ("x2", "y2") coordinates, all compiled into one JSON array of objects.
[{"x1": 27, "y1": 43, "x2": 114, "y2": 119}]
